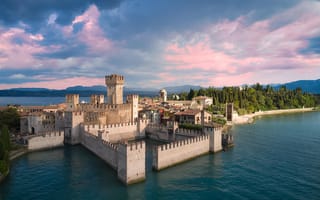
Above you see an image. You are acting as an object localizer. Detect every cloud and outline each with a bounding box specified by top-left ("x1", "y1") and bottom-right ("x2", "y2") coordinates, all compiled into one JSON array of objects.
[
  {"x1": 0, "y1": 76, "x2": 104, "y2": 90},
  {"x1": 0, "y1": 0, "x2": 319, "y2": 89},
  {"x1": 162, "y1": 1, "x2": 320, "y2": 86},
  {"x1": 9, "y1": 74, "x2": 26, "y2": 79},
  {"x1": 0, "y1": 0, "x2": 123, "y2": 28},
  {"x1": 70, "y1": 5, "x2": 113, "y2": 55},
  {"x1": 0, "y1": 27, "x2": 47, "y2": 69}
]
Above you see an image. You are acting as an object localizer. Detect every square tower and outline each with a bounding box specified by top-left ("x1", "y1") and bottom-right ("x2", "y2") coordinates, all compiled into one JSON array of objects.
[
  {"x1": 105, "y1": 74, "x2": 124, "y2": 105},
  {"x1": 127, "y1": 94, "x2": 139, "y2": 122},
  {"x1": 65, "y1": 94, "x2": 79, "y2": 110},
  {"x1": 90, "y1": 94, "x2": 105, "y2": 105}
]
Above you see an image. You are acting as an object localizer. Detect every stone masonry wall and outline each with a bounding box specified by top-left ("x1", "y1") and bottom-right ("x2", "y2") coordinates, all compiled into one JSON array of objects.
[
  {"x1": 117, "y1": 141, "x2": 146, "y2": 184},
  {"x1": 81, "y1": 130, "x2": 146, "y2": 184},
  {"x1": 153, "y1": 135, "x2": 210, "y2": 171},
  {"x1": 82, "y1": 120, "x2": 148, "y2": 143},
  {"x1": 28, "y1": 131, "x2": 64, "y2": 151},
  {"x1": 81, "y1": 130, "x2": 118, "y2": 169}
]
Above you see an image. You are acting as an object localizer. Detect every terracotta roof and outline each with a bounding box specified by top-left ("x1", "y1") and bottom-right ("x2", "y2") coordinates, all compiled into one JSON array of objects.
[
  {"x1": 175, "y1": 109, "x2": 201, "y2": 116},
  {"x1": 193, "y1": 96, "x2": 210, "y2": 100}
]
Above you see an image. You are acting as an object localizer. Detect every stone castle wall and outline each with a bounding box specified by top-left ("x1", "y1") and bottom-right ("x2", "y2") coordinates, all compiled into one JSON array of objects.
[
  {"x1": 28, "y1": 131, "x2": 64, "y2": 151},
  {"x1": 152, "y1": 135, "x2": 210, "y2": 171},
  {"x1": 74, "y1": 103, "x2": 133, "y2": 124},
  {"x1": 81, "y1": 130, "x2": 118, "y2": 169},
  {"x1": 82, "y1": 120, "x2": 148, "y2": 143},
  {"x1": 205, "y1": 127, "x2": 222, "y2": 153},
  {"x1": 81, "y1": 130, "x2": 146, "y2": 184},
  {"x1": 67, "y1": 111, "x2": 84, "y2": 145},
  {"x1": 117, "y1": 141, "x2": 145, "y2": 184},
  {"x1": 176, "y1": 128, "x2": 203, "y2": 136}
]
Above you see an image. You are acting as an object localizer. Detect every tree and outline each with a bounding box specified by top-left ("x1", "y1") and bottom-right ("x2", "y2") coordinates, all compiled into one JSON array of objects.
[
  {"x1": 176, "y1": 84, "x2": 318, "y2": 114},
  {"x1": 0, "y1": 107, "x2": 20, "y2": 132},
  {"x1": 0, "y1": 125, "x2": 10, "y2": 151},
  {"x1": 0, "y1": 125, "x2": 10, "y2": 175},
  {"x1": 187, "y1": 89, "x2": 196, "y2": 100}
]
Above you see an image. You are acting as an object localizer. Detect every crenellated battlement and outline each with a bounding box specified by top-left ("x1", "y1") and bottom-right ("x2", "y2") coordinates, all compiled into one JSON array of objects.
[
  {"x1": 128, "y1": 141, "x2": 145, "y2": 151},
  {"x1": 139, "y1": 119, "x2": 149, "y2": 124},
  {"x1": 157, "y1": 135, "x2": 209, "y2": 151},
  {"x1": 76, "y1": 103, "x2": 131, "y2": 111},
  {"x1": 82, "y1": 130, "x2": 118, "y2": 150},
  {"x1": 127, "y1": 94, "x2": 139, "y2": 100},
  {"x1": 105, "y1": 74, "x2": 124, "y2": 84},
  {"x1": 28, "y1": 130, "x2": 64, "y2": 151},
  {"x1": 84, "y1": 122, "x2": 138, "y2": 131},
  {"x1": 153, "y1": 133, "x2": 211, "y2": 171},
  {"x1": 177, "y1": 128, "x2": 203, "y2": 136}
]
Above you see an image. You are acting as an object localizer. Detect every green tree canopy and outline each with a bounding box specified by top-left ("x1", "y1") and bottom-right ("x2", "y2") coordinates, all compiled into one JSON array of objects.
[{"x1": 0, "y1": 107, "x2": 20, "y2": 132}]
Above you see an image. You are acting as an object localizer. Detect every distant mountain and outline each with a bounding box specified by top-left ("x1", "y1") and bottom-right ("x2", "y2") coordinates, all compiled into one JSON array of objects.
[
  {"x1": 7, "y1": 88, "x2": 51, "y2": 92},
  {"x1": 0, "y1": 79, "x2": 318, "y2": 96},
  {"x1": 277, "y1": 79, "x2": 320, "y2": 94},
  {"x1": 164, "y1": 85, "x2": 202, "y2": 94},
  {"x1": 66, "y1": 85, "x2": 106, "y2": 92},
  {"x1": 65, "y1": 85, "x2": 158, "y2": 97}
]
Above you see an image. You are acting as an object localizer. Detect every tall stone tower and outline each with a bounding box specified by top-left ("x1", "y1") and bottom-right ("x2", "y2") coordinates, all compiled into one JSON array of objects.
[
  {"x1": 127, "y1": 94, "x2": 139, "y2": 122},
  {"x1": 65, "y1": 94, "x2": 79, "y2": 111},
  {"x1": 105, "y1": 74, "x2": 124, "y2": 105}
]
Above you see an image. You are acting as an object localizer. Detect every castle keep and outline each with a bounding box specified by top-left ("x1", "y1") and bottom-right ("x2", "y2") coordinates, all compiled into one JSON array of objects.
[{"x1": 22, "y1": 74, "x2": 224, "y2": 185}]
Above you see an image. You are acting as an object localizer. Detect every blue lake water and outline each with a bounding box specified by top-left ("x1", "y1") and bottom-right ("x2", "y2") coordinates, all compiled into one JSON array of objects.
[
  {"x1": 1, "y1": 112, "x2": 320, "y2": 199},
  {"x1": 0, "y1": 97, "x2": 92, "y2": 106}
]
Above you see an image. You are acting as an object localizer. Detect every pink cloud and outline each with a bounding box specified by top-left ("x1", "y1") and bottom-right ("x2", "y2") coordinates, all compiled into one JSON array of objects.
[
  {"x1": 163, "y1": 1, "x2": 320, "y2": 86},
  {"x1": 0, "y1": 76, "x2": 104, "y2": 90},
  {"x1": 207, "y1": 72, "x2": 253, "y2": 87},
  {"x1": 70, "y1": 5, "x2": 113, "y2": 55},
  {"x1": 0, "y1": 28, "x2": 47, "y2": 69}
]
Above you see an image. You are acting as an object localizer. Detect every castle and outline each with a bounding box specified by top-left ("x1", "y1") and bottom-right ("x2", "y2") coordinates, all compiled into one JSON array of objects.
[{"x1": 22, "y1": 74, "x2": 224, "y2": 185}]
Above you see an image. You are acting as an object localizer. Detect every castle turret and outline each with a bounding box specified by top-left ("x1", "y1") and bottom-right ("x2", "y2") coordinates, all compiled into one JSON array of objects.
[
  {"x1": 90, "y1": 94, "x2": 105, "y2": 105},
  {"x1": 105, "y1": 74, "x2": 124, "y2": 105},
  {"x1": 64, "y1": 111, "x2": 84, "y2": 145},
  {"x1": 127, "y1": 94, "x2": 139, "y2": 122},
  {"x1": 65, "y1": 94, "x2": 79, "y2": 111},
  {"x1": 204, "y1": 126, "x2": 222, "y2": 153},
  {"x1": 117, "y1": 141, "x2": 146, "y2": 184}
]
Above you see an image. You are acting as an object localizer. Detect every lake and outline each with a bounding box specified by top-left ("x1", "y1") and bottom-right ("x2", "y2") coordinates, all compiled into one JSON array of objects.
[{"x1": 0, "y1": 112, "x2": 319, "y2": 199}]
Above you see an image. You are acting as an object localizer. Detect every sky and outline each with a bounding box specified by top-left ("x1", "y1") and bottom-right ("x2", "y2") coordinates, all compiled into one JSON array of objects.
[{"x1": 0, "y1": 0, "x2": 320, "y2": 89}]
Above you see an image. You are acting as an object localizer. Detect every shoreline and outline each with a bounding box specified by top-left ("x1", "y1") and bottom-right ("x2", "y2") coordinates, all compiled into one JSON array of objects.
[
  {"x1": 232, "y1": 107, "x2": 317, "y2": 125},
  {"x1": 0, "y1": 148, "x2": 28, "y2": 184}
]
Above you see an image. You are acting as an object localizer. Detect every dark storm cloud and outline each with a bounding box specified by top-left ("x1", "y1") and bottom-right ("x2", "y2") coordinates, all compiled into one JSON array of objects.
[{"x1": 0, "y1": 0, "x2": 123, "y2": 28}]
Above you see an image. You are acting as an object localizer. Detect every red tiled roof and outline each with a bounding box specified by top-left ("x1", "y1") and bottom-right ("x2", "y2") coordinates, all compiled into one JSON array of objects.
[{"x1": 175, "y1": 109, "x2": 201, "y2": 116}]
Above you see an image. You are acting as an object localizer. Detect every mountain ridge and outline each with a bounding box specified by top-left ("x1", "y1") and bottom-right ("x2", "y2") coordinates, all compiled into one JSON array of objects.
[{"x1": 0, "y1": 79, "x2": 319, "y2": 96}]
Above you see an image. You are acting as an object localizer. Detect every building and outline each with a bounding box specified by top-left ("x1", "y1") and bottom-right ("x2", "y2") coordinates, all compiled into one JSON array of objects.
[
  {"x1": 192, "y1": 96, "x2": 213, "y2": 107},
  {"x1": 22, "y1": 74, "x2": 139, "y2": 141},
  {"x1": 175, "y1": 109, "x2": 212, "y2": 125},
  {"x1": 159, "y1": 89, "x2": 167, "y2": 102},
  {"x1": 20, "y1": 74, "x2": 226, "y2": 185},
  {"x1": 105, "y1": 74, "x2": 124, "y2": 105},
  {"x1": 226, "y1": 103, "x2": 233, "y2": 121}
]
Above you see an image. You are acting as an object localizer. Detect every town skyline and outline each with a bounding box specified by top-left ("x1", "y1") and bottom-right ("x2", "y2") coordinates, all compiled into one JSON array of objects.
[{"x1": 0, "y1": 0, "x2": 320, "y2": 89}]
